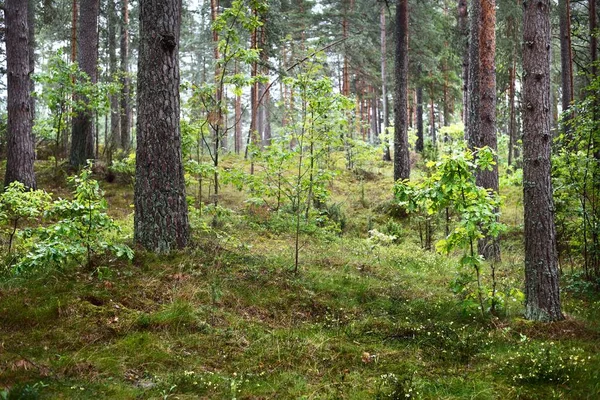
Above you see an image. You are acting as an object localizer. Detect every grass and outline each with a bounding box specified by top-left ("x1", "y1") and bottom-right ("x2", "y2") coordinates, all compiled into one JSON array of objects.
[{"x1": 1, "y1": 158, "x2": 599, "y2": 399}]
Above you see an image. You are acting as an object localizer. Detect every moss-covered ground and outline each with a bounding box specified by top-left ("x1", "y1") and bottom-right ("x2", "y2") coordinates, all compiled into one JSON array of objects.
[{"x1": 1, "y1": 158, "x2": 599, "y2": 399}]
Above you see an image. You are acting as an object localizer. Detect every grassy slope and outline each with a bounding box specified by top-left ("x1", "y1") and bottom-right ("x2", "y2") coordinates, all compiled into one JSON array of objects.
[{"x1": 1, "y1": 159, "x2": 599, "y2": 399}]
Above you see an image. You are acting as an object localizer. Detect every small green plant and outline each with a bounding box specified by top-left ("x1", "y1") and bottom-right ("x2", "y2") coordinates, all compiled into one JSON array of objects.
[
  {"x1": 375, "y1": 372, "x2": 420, "y2": 399},
  {"x1": 395, "y1": 147, "x2": 505, "y2": 316},
  {"x1": 0, "y1": 182, "x2": 52, "y2": 255},
  {"x1": 497, "y1": 342, "x2": 589, "y2": 384},
  {"x1": 13, "y1": 165, "x2": 133, "y2": 273},
  {"x1": 35, "y1": 51, "x2": 118, "y2": 169}
]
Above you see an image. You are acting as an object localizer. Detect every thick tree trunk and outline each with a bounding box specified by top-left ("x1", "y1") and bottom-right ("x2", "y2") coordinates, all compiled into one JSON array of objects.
[
  {"x1": 559, "y1": 0, "x2": 574, "y2": 136},
  {"x1": 134, "y1": 0, "x2": 190, "y2": 252},
  {"x1": 108, "y1": 0, "x2": 120, "y2": 157},
  {"x1": 4, "y1": 0, "x2": 36, "y2": 189},
  {"x1": 416, "y1": 86, "x2": 424, "y2": 153},
  {"x1": 393, "y1": 0, "x2": 410, "y2": 181},
  {"x1": 477, "y1": 0, "x2": 500, "y2": 261},
  {"x1": 466, "y1": 0, "x2": 481, "y2": 148},
  {"x1": 70, "y1": 0, "x2": 99, "y2": 167},
  {"x1": 522, "y1": 0, "x2": 563, "y2": 322},
  {"x1": 458, "y1": 0, "x2": 468, "y2": 125},
  {"x1": 120, "y1": 0, "x2": 131, "y2": 151}
]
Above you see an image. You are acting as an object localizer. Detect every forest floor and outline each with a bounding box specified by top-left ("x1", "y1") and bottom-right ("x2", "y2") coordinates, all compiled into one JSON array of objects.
[{"x1": 1, "y1": 157, "x2": 599, "y2": 399}]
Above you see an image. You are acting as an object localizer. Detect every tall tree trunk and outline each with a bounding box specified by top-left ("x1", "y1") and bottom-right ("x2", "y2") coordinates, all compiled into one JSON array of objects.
[
  {"x1": 4, "y1": 0, "x2": 36, "y2": 189},
  {"x1": 467, "y1": 0, "x2": 481, "y2": 148},
  {"x1": 120, "y1": 0, "x2": 131, "y2": 151},
  {"x1": 393, "y1": 0, "x2": 410, "y2": 181},
  {"x1": 458, "y1": 0, "x2": 468, "y2": 125},
  {"x1": 559, "y1": 0, "x2": 574, "y2": 137},
  {"x1": 342, "y1": 0, "x2": 350, "y2": 97},
  {"x1": 108, "y1": 0, "x2": 120, "y2": 158},
  {"x1": 71, "y1": 0, "x2": 77, "y2": 63},
  {"x1": 27, "y1": 0, "x2": 35, "y2": 126},
  {"x1": 70, "y1": 0, "x2": 99, "y2": 167},
  {"x1": 522, "y1": 0, "x2": 563, "y2": 322},
  {"x1": 590, "y1": 0, "x2": 597, "y2": 80},
  {"x1": 381, "y1": 5, "x2": 391, "y2": 161},
  {"x1": 235, "y1": 61, "x2": 242, "y2": 154},
  {"x1": 508, "y1": 57, "x2": 517, "y2": 166},
  {"x1": 66, "y1": 0, "x2": 77, "y2": 156},
  {"x1": 247, "y1": 5, "x2": 259, "y2": 163},
  {"x1": 135, "y1": 0, "x2": 189, "y2": 252},
  {"x1": 416, "y1": 86, "x2": 424, "y2": 153},
  {"x1": 477, "y1": 0, "x2": 500, "y2": 261},
  {"x1": 430, "y1": 86, "x2": 437, "y2": 145}
]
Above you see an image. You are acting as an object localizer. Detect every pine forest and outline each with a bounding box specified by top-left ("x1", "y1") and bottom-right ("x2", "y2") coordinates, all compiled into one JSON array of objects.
[{"x1": 0, "y1": 0, "x2": 600, "y2": 398}]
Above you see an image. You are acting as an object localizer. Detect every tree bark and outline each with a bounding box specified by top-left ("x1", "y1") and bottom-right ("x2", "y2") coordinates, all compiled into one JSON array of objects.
[
  {"x1": 381, "y1": 6, "x2": 391, "y2": 161},
  {"x1": 508, "y1": 57, "x2": 517, "y2": 166},
  {"x1": 71, "y1": 0, "x2": 77, "y2": 63},
  {"x1": 108, "y1": 0, "x2": 120, "y2": 157},
  {"x1": 70, "y1": 0, "x2": 99, "y2": 167},
  {"x1": 393, "y1": 0, "x2": 410, "y2": 181},
  {"x1": 466, "y1": 0, "x2": 481, "y2": 148},
  {"x1": 522, "y1": 0, "x2": 564, "y2": 322},
  {"x1": 4, "y1": 0, "x2": 36, "y2": 189},
  {"x1": 590, "y1": 0, "x2": 597, "y2": 80},
  {"x1": 458, "y1": 0, "x2": 468, "y2": 125},
  {"x1": 134, "y1": 0, "x2": 190, "y2": 252},
  {"x1": 559, "y1": 0, "x2": 574, "y2": 136},
  {"x1": 27, "y1": 0, "x2": 35, "y2": 125},
  {"x1": 416, "y1": 86, "x2": 424, "y2": 153},
  {"x1": 477, "y1": 0, "x2": 500, "y2": 261},
  {"x1": 120, "y1": 0, "x2": 131, "y2": 151}
]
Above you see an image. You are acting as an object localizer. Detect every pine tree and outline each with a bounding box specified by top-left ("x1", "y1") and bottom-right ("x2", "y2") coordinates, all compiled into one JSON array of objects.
[
  {"x1": 134, "y1": 0, "x2": 190, "y2": 252},
  {"x1": 69, "y1": 0, "x2": 99, "y2": 167},
  {"x1": 522, "y1": 0, "x2": 563, "y2": 322},
  {"x1": 393, "y1": 0, "x2": 410, "y2": 181},
  {"x1": 4, "y1": 0, "x2": 36, "y2": 189}
]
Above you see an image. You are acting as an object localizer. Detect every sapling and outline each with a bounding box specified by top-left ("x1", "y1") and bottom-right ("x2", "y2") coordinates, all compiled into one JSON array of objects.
[{"x1": 395, "y1": 147, "x2": 505, "y2": 316}]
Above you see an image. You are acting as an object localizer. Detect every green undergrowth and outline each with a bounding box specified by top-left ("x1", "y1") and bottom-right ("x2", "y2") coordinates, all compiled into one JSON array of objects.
[{"x1": 1, "y1": 161, "x2": 599, "y2": 399}]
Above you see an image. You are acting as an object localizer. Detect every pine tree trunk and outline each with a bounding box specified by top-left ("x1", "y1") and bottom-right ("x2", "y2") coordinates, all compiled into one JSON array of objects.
[
  {"x1": 393, "y1": 0, "x2": 410, "y2": 181},
  {"x1": 27, "y1": 0, "x2": 35, "y2": 125},
  {"x1": 234, "y1": 62, "x2": 242, "y2": 154},
  {"x1": 522, "y1": 0, "x2": 564, "y2": 322},
  {"x1": 467, "y1": 0, "x2": 481, "y2": 148},
  {"x1": 120, "y1": 0, "x2": 131, "y2": 151},
  {"x1": 342, "y1": 0, "x2": 350, "y2": 97},
  {"x1": 71, "y1": 0, "x2": 77, "y2": 63},
  {"x1": 4, "y1": 0, "x2": 36, "y2": 189},
  {"x1": 247, "y1": 5, "x2": 258, "y2": 161},
  {"x1": 430, "y1": 89, "x2": 436, "y2": 145},
  {"x1": 458, "y1": 0, "x2": 468, "y2": 125},
  {"x1": 381, "y1": 6, "x2": 391, "y2": 161},
  {"x1": 508, "y1": 58, "x2": 517, "y2": 166},
  {"x1": 70, "y1": 0, "x2": 99, "y2": 167},
  {"x1": 559, "y1": 0, "x2": 574, "y2": 137},
  {"x1": 108, "y1": 0, "x2": 120, "y2": 157},
  {"x1": 416, "y1": 86, "x2": 424, "y2": 153},
  {"x1": 590, "y1": 0, "x2": 597, "y2": 80},
  {"x1": 135, "y1": 0, "x2": 189, "y2": 253},
  {"x1": 477, "y1": 0, "x2": 500, "y2": 261}
]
